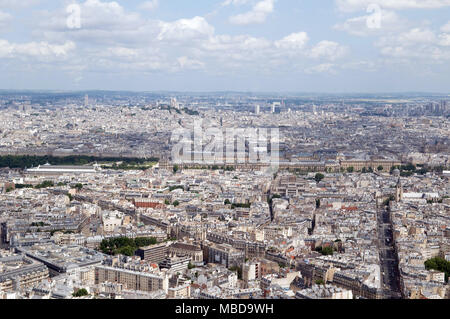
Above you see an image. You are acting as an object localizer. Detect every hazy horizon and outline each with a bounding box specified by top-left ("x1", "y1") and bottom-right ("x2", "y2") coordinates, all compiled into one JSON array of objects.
[{"x1": 0, "y1": 89, "x2": 449, "y2": 96}]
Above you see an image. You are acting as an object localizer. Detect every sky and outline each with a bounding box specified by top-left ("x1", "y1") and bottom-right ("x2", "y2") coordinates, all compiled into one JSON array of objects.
[{"x1": 1, "y1": 0, "x2": 450, "y2": 92}]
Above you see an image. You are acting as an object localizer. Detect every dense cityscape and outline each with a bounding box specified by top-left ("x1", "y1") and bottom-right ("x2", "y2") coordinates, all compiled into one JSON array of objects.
[
  {"x1": 0, "y1": 91, "x2": 448, "y2": 300},
  {"x1": 1, "y1": 0, "x2": 450, "y2": 307}
]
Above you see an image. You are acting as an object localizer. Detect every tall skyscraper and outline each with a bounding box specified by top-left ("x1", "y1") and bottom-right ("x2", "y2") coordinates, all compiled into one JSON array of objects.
[
  {"x1": 440, "y1": 100, "x2": 448, "y2": 113},
  {"x1": 255, "y1": 104, "x2": 260, "y2": 115},
  {"x1": 84, "y1": 94, "x2": 89, "y2": 107},
  {"x1": 272, "y1": 102, "x2": 281, "y2": 114}
]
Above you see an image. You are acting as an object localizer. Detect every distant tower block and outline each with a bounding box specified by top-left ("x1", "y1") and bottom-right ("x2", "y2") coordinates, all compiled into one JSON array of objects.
[
  {"x1": 255, "y1": 104, "x2": 260, "y2": 115},
  {"x1": 170, "y1": 97, "x2": 180, "y2": 109},
  {"x1": 84, "y1": 94, "x2": 89, "y2": 107},
  {"x1": 272, "y1": 102, "x2": 281, "y2": 114}
]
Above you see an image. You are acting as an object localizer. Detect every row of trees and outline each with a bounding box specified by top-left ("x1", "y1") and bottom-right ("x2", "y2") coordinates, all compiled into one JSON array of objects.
[
  {"x1": 169, "y1": 185, "x2": 184, "y2": 192},
  {"x1": 390, "y1": 164, "x2": 448, "y2": 176},
  {"x1": 344, "y1": 166, "x2": 383, "y2": 174},
  {"x1": 30, "y1": 222, "x2": 49, "y2": 227},
  {"x1": 142, "y1": 105, "x2": 199, "y2": 116},
  {"x1": 313, "y1": 168, "x2": 383, "y2": 183},
  {"x1": 230, "y1": 203, "x2": 251, "y2": 209},
  {"x1": 315, "y1": 246, "x2": 334, "y2": 256},
  {"x1": 14, "y1": 181, "x2": 55, "y2": 190},
  {"x1": 164, "y1": 199, "x2": 180, "y2": 206},
  {"x1": 15, "y1": 181, "x2": 55, "y2": 190},
  {"x1": 337, "y1": 163, "x2": 448, "y2": 176},
  {"x1": 171, "y1": 163, "x2": 446, "y2": 178},
  {"x1": 104, "y1": 161, "x2": 157, "y2": 171},
  {"x1": 182, "y1": 108, "x2": 200, "y2": 116},
  {"x1": 172, "y1": 164, "x2": 236, "y2": 173},
  {"x1": 362, "y1": 166, "x2": 384, "y2": 173},
  {"x1": 36, "y1": 181, "x2": 54, "y2": 189},
  {"x1": 223, "y1": 198, "x2": 252, "y2": 208},
  {"x1": 0, "y1": 155, "x2": 158, "y2": 169}
]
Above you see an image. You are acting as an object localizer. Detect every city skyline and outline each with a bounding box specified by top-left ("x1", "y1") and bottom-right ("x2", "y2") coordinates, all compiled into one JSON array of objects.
[{"x1": 0, "y1": 88, "x2": 448, "y2": 302}]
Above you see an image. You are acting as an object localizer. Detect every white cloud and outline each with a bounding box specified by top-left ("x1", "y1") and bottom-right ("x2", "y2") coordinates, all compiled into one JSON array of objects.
[
  {"x1": 158, "y1": 16, "x2": 215, "y2": 42},
  {"x1": 342, "y1": 60, "x2": 378, "y2": 72},
  {"x1": 377, "y1": 28, "x2": 437, "y2": 46},
  {"x1": 105, "y1": 47, "x2": 139, "y2": 58},
  {"x1": 0, "y1": 0, "x2": 39, "y2": 9},
  {"x1": 375, "y1": 28, "x2": 450, "y2": 61},
  {"x1": 177, "y1": 56, "x2": 205, "y2": 70},
  {"x1": 0, "y1": 10, "x2": 11, "y2": 29},
  {"x1": 198, "y1": 34, "x2": 273, "y2": 71},
  {"x1": 139, "y1": 0, "x2": 159, "y2": 11},
  {"x1": 4, "y1": 0, "x2": 350, "y2": 80},
  {"x1": 37, "y1": 0, "x2": 155, "y2": 47},
  {"x1": 334, "y1": 10, "x2": 408, "y2": 36},
  {"x1": 0, "y1": 39, "x2": 75, "y2": 58},
  {"x1": 336, "y1": 0, "x2": 450, "y2": 12},
  {"x1": 202, "y1": 34, "x2": 271, "y2": 56},
  {"x1": 77, "y1": 0, "x2": 142, "y2": 30},
  {"x1": 309, "y1": 41, "x2": 348, "y2": 60},
  {"x1": 16, "y1": 41, "x2": 75, "y2": 57},
  {"x1": 441, "y1": 21, "x2": 450, "y2": 32},
  {"x1": 275, "y1": 32, "x2": 309, "y2": 50},
  {"x1": 90, "y1": 47, "x2": 168, "y2": 72},
  {"x1": 229, "y1": 0, "x2": 275, "y2": 25},
  {"x1": 305, "y1": 63, "x2": 336, "y2": 74},
  {"x1": 41, "y1": 0, "x2": 143, "y2": 32},
  {"x1": 439, "y1": 33, "x2": 450, "y2": 46},
  {"x1": 221, "y1": 0, "x2": 251, "y2": 6}
]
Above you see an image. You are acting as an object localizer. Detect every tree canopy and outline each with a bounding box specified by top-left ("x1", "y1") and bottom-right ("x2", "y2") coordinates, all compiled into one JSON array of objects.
[
  {"x1": 424, "y1": 257, "x2": 450, "y2": 282},
  {"x1": 315, "y1": 173, "x2": 325, "y2": 183},
  {"x1": 0, "y1": 155, "x2": 158, "y2": 169},
  {"x1": 99, "y1": 237, "x2": 158, "y2": 256},
  {"x1": 73, "y1": 288, "x2": 89, "y2": 297}
]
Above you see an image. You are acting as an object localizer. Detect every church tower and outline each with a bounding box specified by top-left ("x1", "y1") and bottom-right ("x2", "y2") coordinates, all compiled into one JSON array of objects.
[{"x1": 395, "y1": 178, "x2": 403, "y2": 202}]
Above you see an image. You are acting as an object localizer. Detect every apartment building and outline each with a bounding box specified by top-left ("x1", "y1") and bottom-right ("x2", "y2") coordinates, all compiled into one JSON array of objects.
[
  {"x1": 95, "y1": 265, "x2": 169, "y2": 294},
  {"x1": 136, "y1": 243, "x2": 168, "y2": 264}
]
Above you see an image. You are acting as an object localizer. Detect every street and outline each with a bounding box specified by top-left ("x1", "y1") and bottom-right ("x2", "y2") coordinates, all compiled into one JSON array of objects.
[{"x1": 377, "y1": 207, "x2": 402, "y2": 299}]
